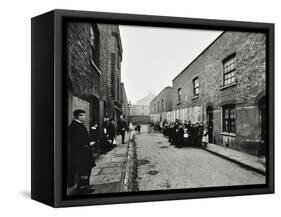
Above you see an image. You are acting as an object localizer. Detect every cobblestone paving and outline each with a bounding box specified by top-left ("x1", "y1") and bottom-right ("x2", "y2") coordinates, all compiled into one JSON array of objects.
[{"x1": 136, "y1": 132, "x2": 266, "y2": 192}]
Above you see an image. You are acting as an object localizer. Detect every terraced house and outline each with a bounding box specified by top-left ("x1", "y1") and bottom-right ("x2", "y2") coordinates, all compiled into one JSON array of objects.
[
  {"x1": 67, "y1": 22, "x2": 127, "y2": 135},
  {"x1": 150, "y1": 86, "x2": 173, "y2": 123},
  {"x1": 152, "y1": 31, "x2": 266, "y2": 155}
]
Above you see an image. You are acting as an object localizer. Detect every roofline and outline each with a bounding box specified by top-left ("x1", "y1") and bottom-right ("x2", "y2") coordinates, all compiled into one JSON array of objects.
[
  {"x1": 172, "y1": 31, "x2": 226, "y2": 82},
  {"x1": 114, "y1": 27, "x2": 123, "y2": 54},
  {"x1": 150, "y1": 86, "x2": 172, "y2": 103}
]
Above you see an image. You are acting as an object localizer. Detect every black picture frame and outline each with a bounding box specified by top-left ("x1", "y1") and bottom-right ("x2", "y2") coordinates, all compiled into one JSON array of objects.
[{"x1": 31, "y1": 9, "x2": 274, "y2": 207}]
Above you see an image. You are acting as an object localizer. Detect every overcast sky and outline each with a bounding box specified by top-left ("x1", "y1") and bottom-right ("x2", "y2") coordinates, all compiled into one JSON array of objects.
[{"x1": 119, "y1": 25, "x2": 222, "y2": 104}]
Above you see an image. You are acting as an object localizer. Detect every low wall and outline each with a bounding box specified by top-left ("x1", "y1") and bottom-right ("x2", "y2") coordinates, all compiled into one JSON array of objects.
[{"x1": 130, "y1": 115, "x2": 151, "y2": 124}]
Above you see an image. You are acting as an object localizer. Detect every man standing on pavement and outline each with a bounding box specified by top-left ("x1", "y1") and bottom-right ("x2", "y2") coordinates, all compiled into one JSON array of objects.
[
  {"x1": 107, "y1": 119, "x2": 116, "y2": 147},
  {"x1": 119, "y1": 117, "x2": 128, "y2": 144},
  {"x1": 175, "y1": 123, "x2": 184, "y2": 148},
  {"x1": 171, "y1": 120, "x2": 179, "y2": 146},
  {"x1": 68, "y1": 109, "x2": 95, "y2": 194}
]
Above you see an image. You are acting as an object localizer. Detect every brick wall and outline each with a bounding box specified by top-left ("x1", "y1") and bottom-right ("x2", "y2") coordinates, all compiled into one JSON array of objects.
[
  {"x1": 72, "y1": 96, "x2": 90, "y2": 129},
  {"x1": 68, "y1": 22, "x2": 102, "y2": 98},
  {"x1": 121, "y1": 82, "x2": 129, "y2": 121},
  {"x1": 150, "y1": 86, "x2": 173, "y2": 114},
  {"x1": 67, "y1": 22, "x2": 125, "y2": 135},
  {"x1": 107, "y1": 25, "x2": 123, "y2": 104},
  {"x1": 172, "y1": 32, "x2": 266, "y2": 111},
  {"x1": 170, "y1": 31, "x2": 266, "y2": 155}
]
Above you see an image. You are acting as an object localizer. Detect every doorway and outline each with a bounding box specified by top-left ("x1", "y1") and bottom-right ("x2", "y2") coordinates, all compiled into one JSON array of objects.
[
  {"x1": 207, "y1": 105, "x2": 213, "y2": 143},
  {"x1": 90, "y1": 96, "x2": 100, "y2": 126}
]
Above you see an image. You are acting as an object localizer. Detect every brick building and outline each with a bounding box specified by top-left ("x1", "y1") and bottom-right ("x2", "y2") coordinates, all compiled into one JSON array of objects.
[
  {"x1": 150, "y1": 86, "x2": 173, "y2": 123},
  {"x1": 152, "y1": 31, "x2": 266, "y2": 155},
  {"x1": 121, "y1": 82, "x2": 129, "y2": 122},
  {"x1": 67, "y1": 22, "x2": 127, "y2": 135}
]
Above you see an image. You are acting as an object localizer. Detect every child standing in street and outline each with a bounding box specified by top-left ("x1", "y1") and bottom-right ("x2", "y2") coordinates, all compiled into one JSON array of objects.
[{"x1": 202, "y1": 128, "x2": 208, "y2": 148}]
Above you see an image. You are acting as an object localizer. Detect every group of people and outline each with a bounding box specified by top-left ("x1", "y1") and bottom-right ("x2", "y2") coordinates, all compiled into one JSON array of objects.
[
  {"x1": 68, "y1": 109, "x2": 128, "y2": 194},
  {"x1": 152, "y1": 119, "x2": 209, "y2": 148}
]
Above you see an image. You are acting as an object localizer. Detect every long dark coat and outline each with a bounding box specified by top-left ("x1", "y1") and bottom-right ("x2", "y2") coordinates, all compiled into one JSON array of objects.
[
  {"x1": 107, "y1": 122, "x2": 116, "y2": 139},
  {"x1": 175, "y1": 127, "x2": 184, "y2": 147},
  {"x1": 89, "y1": 126, "x2": 99, "y2": 143},
  {"x1": 118, "y1": 120, "x2": 128, "y2": 136},
  {"x1": 68, "y1": 120, "x2": 94, "y2": 176}
]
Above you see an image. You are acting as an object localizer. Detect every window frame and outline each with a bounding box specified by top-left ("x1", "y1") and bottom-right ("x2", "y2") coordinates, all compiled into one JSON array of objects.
[
  {"x1": 193, "y1": 76, "x2": 199, "y2": 96},
  {"x1": 157, "y1": 101, "x2": 160, "y2": 112},
  {"x1": 222, "y1": 53, "x2": 236, "y2": 86},
  {"x1": 177, "y1": 88, "x2": 182, "y2": 103},
  {"x1": 222, "y1": 104, "x2": 236, "y2": 133},
  {"x1": 90, "y1": 24, "x2": 100, "y2": 68}
]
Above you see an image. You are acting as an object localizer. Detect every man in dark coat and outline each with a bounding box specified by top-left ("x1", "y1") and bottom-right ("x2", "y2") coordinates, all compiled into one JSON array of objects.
[
  {"x1": 68, "y1": 109, "x2": 95, "y2": 193},
  {"x1": 198, "y1": 123, "x2": 204, "y2": 146},
  {"x1": 175, "y1": 124, "x2": 184, "y2": 148},
  {"x1": 119, "y1": 117, "x2": 128, "y2": 144},
  {"x1": 107, "y1": 119, "x2": 116, "y2": 147},
  {"x1": 194, "y1": 123, "x2": 200, "y2": 146},
  {"x1": 171, "y1": 121, "x2": 179, "y2": 146},
  {"x1": 167, "y1": 123, "x2": 173, "y2": 142}
]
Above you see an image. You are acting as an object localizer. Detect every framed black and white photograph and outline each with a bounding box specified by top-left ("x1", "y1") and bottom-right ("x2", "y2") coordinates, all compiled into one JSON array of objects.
[{"x1": 31, "y1": 9, "x2": 274, "y2": 207}]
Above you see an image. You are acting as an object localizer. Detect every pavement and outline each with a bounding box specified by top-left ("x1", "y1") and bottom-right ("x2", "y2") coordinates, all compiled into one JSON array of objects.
[
  {"x1": 202, "y1": 143, "x2": 266, "y2": 175},
  {"x1": 89, "y1": 132, "x2": 135, "y2": 194}
]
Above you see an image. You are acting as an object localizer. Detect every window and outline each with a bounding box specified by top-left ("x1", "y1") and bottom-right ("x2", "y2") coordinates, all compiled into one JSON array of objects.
[
  {"x1": 223, "y1": 105, "x2": 236, "y2": 133},
  {"x1": 117, "y1": 77, "x2": 120, "y2": 101},
  {"x1": 193, "y1": 77, "x2": 199, "y2": 96},
  {"x1": 223, "y1": 53, "x2": 236, "y2": 86},
  {"x1": 111, "y1": 53, "x2": 116, "y2": 99},
  {"x1": 157, "y1": 101, "x2": 160, "y2": 112},
  {"x1": 177, "y1": 88, "x2": 182, "y2": 103},
  {"x1": 118, "y1": 54, "x2": 121, "y2": 70},
  {"x1": 90, "y1": 25, "x2": 99, "y2": 67},
  {"x1": 161, "y1": 99, "x2": 164, "y2": 112}
]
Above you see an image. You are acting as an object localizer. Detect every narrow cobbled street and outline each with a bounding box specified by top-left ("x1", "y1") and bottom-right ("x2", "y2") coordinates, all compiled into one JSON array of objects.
[{"x1": 135, "y1": 126, "x2": 266, "y2": 192}]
